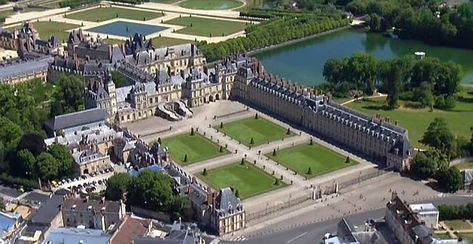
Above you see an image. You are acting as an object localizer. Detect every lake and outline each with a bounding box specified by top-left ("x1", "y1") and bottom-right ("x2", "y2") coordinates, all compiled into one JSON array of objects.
[{"x1": 254, "y1": 29, "x2": 473, "y2": 86}]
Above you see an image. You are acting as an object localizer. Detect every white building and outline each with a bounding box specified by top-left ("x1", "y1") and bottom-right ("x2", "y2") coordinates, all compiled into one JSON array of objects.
[{"x1": 409, "y1": 203, "x2": 439, "y2": 230}]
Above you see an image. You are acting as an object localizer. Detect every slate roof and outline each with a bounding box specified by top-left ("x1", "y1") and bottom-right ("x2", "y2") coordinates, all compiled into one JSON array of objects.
[
  {"x1": 215, "y1": 187, "x2": 241, "y2": 216},
  {"x1": 63, "y1": 198, "x2": 121, "y2": 213},
  {"x1": 45, "y1": 108, "x2": 108, "y2": 131},
  {"x1": 30, "y1": 193, "x2": 64, "y2": 225},
  {"x1": 0, "y1": 56, "x2": 52, "y2": 82}
]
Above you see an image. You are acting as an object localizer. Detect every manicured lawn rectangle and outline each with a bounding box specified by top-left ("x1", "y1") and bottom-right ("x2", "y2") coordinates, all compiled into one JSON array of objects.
[
  {"x1": 7, "y1": 21, "x2": 79, "y2": 43},
  {"x1": 444, "y1": 220, "x2": 473, "y2": 231},
  {"x1": 217, "y1": 117, "x2": 295, "y2": 146},
  {"x1": 455, "y1": 162, "x2": 473, "y2": 170},
  {"x1": 345, "y1": 92, "x2": 473, "y2": 148},
  {"x1": 178, "y1": 0, "x2": 243, "y2": 10},
  {"x1": 66, "y1": 7, "x2": 163, "y2": 22},
  {"x1": 198, "y1": 162, "x2": 286, "y2": 199},
  {"x1": 267, "y1": 143, "x2": 357, "y2": 178},
  {"x1": 459, "y1": 233, "x2": 473, "y2": 242},
  {"x1": 165, "y1": 16, "x2": 247, "y2": 36},
  {"x1": 151, "y1": 37, "x2": 192, "y2": 47},
  {"x1": 434, "y1": 232, "x2": 451, "y2": 240},
  {"x1": 162, "y1": 133, "x2": 227, "y2": 165}
]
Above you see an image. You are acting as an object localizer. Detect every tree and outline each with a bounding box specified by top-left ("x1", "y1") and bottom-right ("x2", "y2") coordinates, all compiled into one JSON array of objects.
[
  {"x1": 415, "y1": 82, "x2": 434, "y2": 110},
  {"x1": 384, "y1": 61, "x2": 403, "y2": 109},
  {"x1": 323, "y1": 58, "x2": 343, "y2": 84},
  {"x1": 219, "y1": 145, "x2": 223, "y2": 152},
  {"x1": 240, "y1": 158, "x2": 245, "y2": 165},
  {"x1": 345, "y1": 156, "x2": 351, "y2": 164},
  {"x1": 49, "y1": 144, "x2": 75, "y2": 177},
  {"x1": 111, "y1": 71, "x2": 128, "y2": 88},
  {"x1": 272, "y1": 149, "x2": 277, "y2": 156},
  {"x1": 202, "y1": 168, "x2": 207, "y2": 176},
  {"x1": 250, "y1": 137, "x2": 254, "y2": 145},
  {"x1": 286, "y1": 128, "x2": 291, "y2": 135},
  {"x1": 106, "y1": 173, "x2": 132, "y2": 201},
  {"x1": 16, "y1": 149, "x2": 36, "y2": 177},
  {"x1": 410, "y1": 151, "x2": 438, "y2": 179},
  {"x1": 190, "y1": 128, "x2": 194, "y2": 136},
  {"x1": 36, "y1": 152, "x2": 60, "y2": 181},
  {"x1": 234, "y1": 189, "x2": 240, "y2": 198},
  {"x1": 17, "y1": 133, "x2": 46, "y2": 157},
  {"x1": 50, "y1": 75, "x2": 85, "y2": 116},
  {"x1": 274, "y1": 178, "x2": 280, "y2": 185},
  {"x1": 307, "y1": 167, "x2": 312, "y2": 175},
  {"x1": 183, "y1": 154, "x2": 188, "y2": 162},
  {"x1": 437, "y1": 167, "x2": 463, "y2": 193},
  {"x1": 309, "y1": 138, "x2": 313, "y2": 145},
  {"x1": 421, "y1": 118, "x2": 456, "y2": 158},
  {"x1": 220, "y1": 122, "x2": 223, "y2": 129},
  {"x1": 255, "y1": 113, "x2": 259, "y2": 119}
]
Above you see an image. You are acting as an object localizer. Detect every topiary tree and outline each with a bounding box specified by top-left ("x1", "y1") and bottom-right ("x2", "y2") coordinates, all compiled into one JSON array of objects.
[
  {"x1": 202, "y1": 168, "x2": 207, "y2": 176},
  {"x1": 345, "y1": 156, "x2": 350, "y2": 164},
  {"x1": 280, "y1": 175, "x2": 283, "y2": 180},
  {"x1": 219, "y1": 146, "x2": 223, "y2": 153},
  {"x1": 309, "y1": 138, "x2": 313, "y2": 145},
  {"x1": 240, "y1": 158, "x2": 245, "y2": 165},
  {"x1": 220, "y1": 122, "x2": 223, "y2": 129},
  {"x1": 157, "y1": 137, "x2": 162, "y2": 144},
  {"x1": 274, "y1": 178, "x2": 280, "y2": 185},
  {"x1": 190, "y1": 127, "x2": 195, "y2": 136},
  {"x1": 250, "y1": 137, "x2": 254, "y2": 145},
  {"x1": 307, "y1": 167, "x2": 312, "y2": 175},
  {"x1": 255, "y1": 113, "x2": 259, "y2": 119},
  {"x1": 184, "y1": 154, "x2": 188, "y2": 162},
  {"x1": 272, "y1": 149, "x2": 277, "y2": 156},
  {"x1": 286, "y1": 128, "x2": 291, "y2": 135}
]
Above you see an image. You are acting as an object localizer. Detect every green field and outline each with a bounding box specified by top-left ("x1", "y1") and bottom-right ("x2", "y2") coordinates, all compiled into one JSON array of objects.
[
  {"x1": 152, "y1": 37, "x2": 192, "y2": 47},
  {"x1": 199, "y1": 162, "x2": 286, "y2": 199},
  {"x1": 165, "y1": 16, "x2": 247, "y2": 36},
  {"x1": 103, "y1": 38, "x2": 125, "y2": 45},
  {"x1": 66, "y1": 7, "x2": 163, "y2": 22},
  {"x1": 217, "y1": 117, "x2": 295, "y2": 146},
  {"x1": 345, "y1": 92, "x2": 473, "y2": 148},
  {"x1": 162, "y1": 133, "x2": 227, "y2": 165},
  {"x1": 459, "y1": 233, "x2": 473, "y2": 242},
  {"x1": 7, "y1": 21, "x2": 79, "y2": 43},
  {"x1": 179, "y1": 0, "x2": 243, "y2": 10},
  {"x1": 445, "y1": 220, "x2": 473, "y2": 230},
  {"x1": 267, "y1": 143, "x2": 358, "y2": 178},
  {"x1": 434, "y1": 232, "x2": 452, "y2": 240}
]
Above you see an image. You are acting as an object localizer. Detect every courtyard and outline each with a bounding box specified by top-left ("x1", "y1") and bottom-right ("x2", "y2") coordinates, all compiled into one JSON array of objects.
[
  {"x1": 66, "y1": 7, "x2": 163, "y2": 22},
  {"x1": 217, "y1": 116, "x2": 296, "y2": 146},
  {"x1": 165, "y1": 16, "x2": 247, "y2": 36},
  {"x1": 198, "y1": 162, "x2": 286, "y2": 199},
  {"x1": 161, "y1": 132, "x2": 228, "y2": 165},
  {"x1": 267, "y1": 143, "x2": 358, "y2": 178}
]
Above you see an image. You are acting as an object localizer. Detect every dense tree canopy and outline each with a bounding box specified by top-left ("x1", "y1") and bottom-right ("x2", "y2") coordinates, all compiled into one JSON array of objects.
[
  {"x1": 421, "y1": 118, "x2": 457, "y2": 158},
  {"x1": 50, "y1": 75, "x2": 85, "y2": 117},
  {"x1": 437, "y1": 166, "x2": 463, "y2": 193},
  {"x1": 106, "y1": 173, "x2": 133, "y2": 201},
  {"x1": 410, "y1": 150, "x2": 448, "y2": 179}
]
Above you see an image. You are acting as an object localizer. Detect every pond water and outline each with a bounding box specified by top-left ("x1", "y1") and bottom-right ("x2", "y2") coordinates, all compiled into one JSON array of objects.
[
  {"x1": 254, "y1": 29, "x2": 473, "y2": 86},
  {"x1": 88, "y1": 21, "x2": 167, "y2": 38}
]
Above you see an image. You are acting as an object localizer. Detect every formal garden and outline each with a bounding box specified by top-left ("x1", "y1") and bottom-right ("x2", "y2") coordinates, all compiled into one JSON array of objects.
[
  {"x1": 66, "y1": 7, "x2": 163, "y2": 22},
  {"x1": 161, "y1": 131, "x2": 228, "y2": 165},
  {"x1": 267, "y1": 142, "x2": 358, "y2": 179},
  {"x1": 216, "y1": 115, "x2": 296, "y2": 147},
  {"x1": 198, "y1": 161, "x2": 286, "y2": 199},
  {"x1": 165, "y1": 16, "x2": 247, "y2": 37},
  {"x1": 178, "y1": 0, "x2": 243, "y2": 10}
]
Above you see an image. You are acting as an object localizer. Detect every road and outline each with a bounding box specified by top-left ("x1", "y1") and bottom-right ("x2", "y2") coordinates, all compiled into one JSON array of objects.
[{"x1": 221, "y1": 196, "x2": 473, "y2": 244}]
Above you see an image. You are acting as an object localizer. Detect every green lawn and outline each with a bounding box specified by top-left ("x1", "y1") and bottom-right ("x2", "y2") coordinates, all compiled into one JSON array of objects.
[
  {"x1": 199, "y1": 162, "x2": 286, "y2": 199},
  {"x1": 165, "y1": 16, "x2": 247, "y2": 37},
  {"x1": 345, "y1": 94, "x2": 473, "y2": 148},
  {"x1": 217, "y1": 117, "x2": 295, "y2": 146},
  {"x1": 178, "y1": 0, "x2": 243, "y2": 10},
  {"x1": 434, "y1": 232, "x2": 452, "y2": 240},
  {"x1": 455, "y1": 162, "x2": 473, "y2": 170},
  {"x1": 7, "y1": 21, "x2": 79, "y2": 43},
  {"x1": 459, "y1": 233, "x2": 473, "y2": 242},
  {"x1": 103, "y1": 38, "x2": 125, "y2": 45},
  {"x1": 0, "y1": 10, "x2": 16, "y2": 23},
  {"x1": 151, "y1": 37, "x2": 192, "y2": 47},
  {"x1": 445, "y1": 220, "x2": 473, "y2": 231},
  {"x1": 267, "y1": 143, "x2": 358, "y2": 178},
  {"x1": 162, "y1": 133, "x2": 228, "y2": 165},
  {"x1": 66, "y1": 7, "x2": 163, "y2": 22}
]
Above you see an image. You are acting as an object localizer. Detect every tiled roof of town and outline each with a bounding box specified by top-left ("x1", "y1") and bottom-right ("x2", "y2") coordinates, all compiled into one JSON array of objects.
[
  {"x1": 63, "y1": 197, "x2": 121, "y2": 213},
  {"x1": 111, "y1": 215, "x2": 150, "y2": 244},
  {"x1": 44, "y1": 228, "x2": 111, "y2": 244},
  {"x1": 125, "y1": 43, "x2": 202, "y2": 67},
  {"x1": 45, "y1": 108, "x2": 108, "y2": 131}
]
